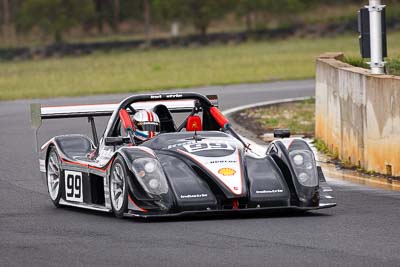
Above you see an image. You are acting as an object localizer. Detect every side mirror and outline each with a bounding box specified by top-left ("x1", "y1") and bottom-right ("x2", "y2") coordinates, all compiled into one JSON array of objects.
[{"x1": 274, "y1": 128, "x2": 290, "y2": 138}]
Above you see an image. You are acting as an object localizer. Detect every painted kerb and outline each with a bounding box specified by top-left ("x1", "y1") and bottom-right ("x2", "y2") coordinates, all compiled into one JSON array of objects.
[{"x1": 315, "y1": 52, "x2": 400, "y2": 176}]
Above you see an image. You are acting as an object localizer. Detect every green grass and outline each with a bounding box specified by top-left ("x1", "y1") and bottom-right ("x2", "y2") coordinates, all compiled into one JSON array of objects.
[
  {"x1": 313, "y1": 138, "x2": 330, "y2": 154},
  {"x1": 313, "y1": 138, "x2": 339, "y2": 160},
  {"x1": 2, "y1": 32, "x2": 400, "y2": 100},
  {"x1": 342, "y1": 54, "x2": 400, "y2": 76},
  {"x1": 343, "y1": 56, "x2": 369, "y2": 69},
  {"x1": 386, "y1": 57, "x2": 400, "y2": 76},
  {"x1": 241, "y1": 98, "x2": 316, "y2": 136}
]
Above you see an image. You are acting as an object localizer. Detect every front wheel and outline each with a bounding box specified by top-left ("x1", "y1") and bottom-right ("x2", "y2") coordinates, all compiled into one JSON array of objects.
[
  {"x1": 47, "y1": 147, "x2": 62, "y2": 207},
  {"x1": 109, "y1": 156, "x2": 129, "y2": 218}
]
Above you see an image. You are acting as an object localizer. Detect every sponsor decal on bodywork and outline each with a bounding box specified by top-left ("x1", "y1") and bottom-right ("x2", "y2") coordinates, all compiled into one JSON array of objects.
[
  {"x1": 180, "y1": 193, "x2": 208, "y2": 199},
  {"x1": 218, "y1": 168, "x2": 236, "y2": 176},
  {"x1": 166, "y1": 93, "x2": 183, "y2": 99},
  {"x1": 39, "y1": 159, "x2": 46, "y2": 173},
  {"x1": 64, "y1": 170, "x2": 83, "y2": 202},
  {"x1": 256, "y1": 189, "x2": 284, "y2": 194},
  {"x1": 167, "y1": 140, "x2": 235, "y2": 152},
  {"x1": 150, "y1": 93, "x2": 183, "y2": 99},
  {"x1": 208, "y1": 160, "x2": 237, "y2": 164},
  {"x1": 183, "y1": 141, "x2": 235, "y2": 153},
  {"x1": 177, "y1": 148, "x2": 243, "y2": 195}
]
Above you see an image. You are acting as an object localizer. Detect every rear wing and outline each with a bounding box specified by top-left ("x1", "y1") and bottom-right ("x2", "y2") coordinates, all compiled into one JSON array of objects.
[
  {"x1": 30, "y1": 93, "x2": 218, "y2": 150},
  {"x1": 30, "y1": 94, "x2": 218, "y2": 128}
]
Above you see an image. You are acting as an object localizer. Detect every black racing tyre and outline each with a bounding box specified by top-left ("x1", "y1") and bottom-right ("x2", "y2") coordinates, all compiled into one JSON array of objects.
[
  {"x1": 46, "y1": 147, "x2": 62, "y2": 208},
  {"x1": 109, "y1": 156, "x2": 129, "y2": 218}
]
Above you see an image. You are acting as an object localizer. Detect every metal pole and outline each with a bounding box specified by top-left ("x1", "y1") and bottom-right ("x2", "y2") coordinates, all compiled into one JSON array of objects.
[{"x1": 368, "y1": 0, "x2": 386, "y2": 74}]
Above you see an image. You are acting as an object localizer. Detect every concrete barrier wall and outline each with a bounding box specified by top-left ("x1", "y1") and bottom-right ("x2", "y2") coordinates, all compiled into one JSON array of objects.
[{"x1": 315, "y1": 53, "x2": 400, "y2": 176}]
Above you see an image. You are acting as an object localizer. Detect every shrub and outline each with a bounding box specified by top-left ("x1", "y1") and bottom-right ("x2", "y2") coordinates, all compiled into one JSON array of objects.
[
  {"x1": 343, "y1": 56, "x2": 369, "y2": 69},
  {"x1": 386, "y1": 57, "x2": 400, "y2": 76}
]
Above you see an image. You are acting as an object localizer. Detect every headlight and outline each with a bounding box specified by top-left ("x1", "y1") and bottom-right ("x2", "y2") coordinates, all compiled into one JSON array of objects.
[
  {"x1": 144, "y1": 162, "x2": 156, "y2": 173},
  {"x1": 132, "y1": 158, "x2": 168, "y2": 195},
  {"x1": 298, "y1": 172, "x2": 310, "y2": 183},
  {"x1": 304, "y1": 162, "x2": 313, "y2": 170},
  {"x1": 293, "y1": 154, "x2": 304, "y2": 166},
  {"x1": 289, "y1": 150, "x2": 318, "y2": 187},
  {"x1": 148, "y1": 178, "x2": 160, "y2": 189}
]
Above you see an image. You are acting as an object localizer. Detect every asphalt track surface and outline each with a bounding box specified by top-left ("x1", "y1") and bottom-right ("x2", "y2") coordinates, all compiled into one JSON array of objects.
[{"x1": 1, "y1": 80, "x2": 400, "y2": 266}]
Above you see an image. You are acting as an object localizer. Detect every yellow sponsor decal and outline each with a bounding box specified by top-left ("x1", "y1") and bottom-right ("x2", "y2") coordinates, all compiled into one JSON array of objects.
[{"x1": 218, "y1": 168, "x2": 236, "y2": 176}]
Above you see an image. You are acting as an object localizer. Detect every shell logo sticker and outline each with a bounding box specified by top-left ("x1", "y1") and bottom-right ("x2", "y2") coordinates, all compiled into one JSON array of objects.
[{"x1": 218, "y1": 168, "x2": 236, "y2": 176}]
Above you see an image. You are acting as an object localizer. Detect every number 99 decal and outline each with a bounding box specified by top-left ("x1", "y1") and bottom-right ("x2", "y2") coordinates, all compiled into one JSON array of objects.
[
  {"x1": 64, "y1": 170, "x2": 83, "y2": 202},
  {"x1": 183, "y1": 141, "x2": 235, "y2": 153}
]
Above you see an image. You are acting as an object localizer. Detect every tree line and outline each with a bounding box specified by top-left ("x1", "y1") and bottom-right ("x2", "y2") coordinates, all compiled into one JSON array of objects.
[{"x1": 1, "y1": 0, "x2": 365, "y2": 44}]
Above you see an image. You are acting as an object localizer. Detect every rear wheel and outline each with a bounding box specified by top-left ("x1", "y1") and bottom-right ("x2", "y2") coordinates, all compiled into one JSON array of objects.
[
  {"x1": 109, "y1": 156, "x2": 129, "y2": 218},
  {"x1": 47, "y1": 147, "x2": 62, "y2": 207}
]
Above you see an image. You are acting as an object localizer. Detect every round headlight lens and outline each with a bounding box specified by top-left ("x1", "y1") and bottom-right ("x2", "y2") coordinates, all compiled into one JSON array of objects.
[
  {"x1": 293, "y1": 154, "x2": 304, "y2": 166},
  {"x1": 144, "y1": 162, "x2": 156, "y2": 173},
  {"x1": 305, "y1": 162, "x2": 313, "y2": 170},
  {"x1": 148, "y1": 178, "x2": 160, "y2": 189}
]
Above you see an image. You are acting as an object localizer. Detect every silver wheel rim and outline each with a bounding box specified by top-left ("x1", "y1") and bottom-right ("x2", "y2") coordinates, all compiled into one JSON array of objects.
[
  {"x1": 111, "y1": 163, "x2": 125, "y2": 211},
  {"x1": 47, "y1": 151, "x2": 60, "y2": 201}
]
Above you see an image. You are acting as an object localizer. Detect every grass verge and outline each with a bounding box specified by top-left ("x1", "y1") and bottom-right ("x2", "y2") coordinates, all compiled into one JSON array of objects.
[
  {"x1": 313, "y1": 138, "x2": 339, "y2": 160},
  {"x1": 232, "y1": 98, "x2": 315, "y2": 138},
  {"x1": 1, "y1": 32, "x2": 400, "y2": 100},
  {"x1": 343, "y1": 56, "x2": 400, "y2": 76}
]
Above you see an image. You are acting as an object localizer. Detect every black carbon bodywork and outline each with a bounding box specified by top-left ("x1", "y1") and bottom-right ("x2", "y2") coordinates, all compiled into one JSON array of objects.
[
  {"x1": 245, "y1": 155, "x2": 290, "y2": 207},
  {"x1": 36, "y1": 92, "x2": 335, "y2": 218}
]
